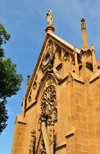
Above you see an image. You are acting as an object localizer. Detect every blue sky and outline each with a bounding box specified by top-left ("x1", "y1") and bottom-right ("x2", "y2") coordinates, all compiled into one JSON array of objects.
[{"x1": 0, "y1": 0, "x2": 100, "y2": 153}]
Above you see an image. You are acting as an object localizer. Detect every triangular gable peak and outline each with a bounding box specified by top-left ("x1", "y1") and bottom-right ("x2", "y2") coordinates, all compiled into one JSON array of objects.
[{"x1": 25, "y1": 33, "x2": 80, "y2": 100}]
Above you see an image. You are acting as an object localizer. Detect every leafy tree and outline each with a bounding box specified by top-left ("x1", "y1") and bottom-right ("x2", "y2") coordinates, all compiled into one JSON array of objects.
[{"x1": 0, "y1": 23, "x2": 23, "y2": 134}]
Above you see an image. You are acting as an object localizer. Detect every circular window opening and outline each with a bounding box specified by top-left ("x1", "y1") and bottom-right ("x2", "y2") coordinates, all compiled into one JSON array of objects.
[{"x1": 41, "y1": 86, "x2": 56, "y2": 115}]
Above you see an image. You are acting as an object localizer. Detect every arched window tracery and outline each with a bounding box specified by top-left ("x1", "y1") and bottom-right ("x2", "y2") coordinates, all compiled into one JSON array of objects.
[{"x1": 41, "y1": 85, "x2": 56, "y2": 115}]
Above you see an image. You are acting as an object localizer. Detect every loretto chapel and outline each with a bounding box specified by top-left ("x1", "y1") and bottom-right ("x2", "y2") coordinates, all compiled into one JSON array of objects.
[{"x1": 11, "y1": 10, "x2": 100, "y2": 154}]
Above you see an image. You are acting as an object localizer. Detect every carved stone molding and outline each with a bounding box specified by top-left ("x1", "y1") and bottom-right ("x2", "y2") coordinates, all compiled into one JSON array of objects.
[
  {"x1": 52, "y1": 68, "x2": 62, "y2": 81},
  {"x1": 29, "y1": 129, "x2": 36, "y2": 154}
]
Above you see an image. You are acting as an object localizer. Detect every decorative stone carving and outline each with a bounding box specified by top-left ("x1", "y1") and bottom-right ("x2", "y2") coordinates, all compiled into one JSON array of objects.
[
  {"x1": 52, "y1": 68, "x2": 62, "y2": 81},
  {"x1": 29, "y1": 129, "x2": 36, "y2": 154},
  {"x1": 46, "y1": 41, "x2": 53, "y2": 53},
  {"x1": 27, "y1": 75, "x2": 31, "y2": 90},
  {"x1": 33, "y1": 81, "x2": 37, "y2": 90},
  {"x1": 46, "y1": 77, "x2": 53, "y2": 87},
  {"x1": 41, "y1": 85, "x2": 56, "y2": 115},
  {"x1": 40, "y1": 139, "x2": 46, "y2": 154},
  {"x1": 46, "y1": 10, "x2": 53, "y2": 26},
  {"x1": 28, "y1": 90, "x2": 32, "y2": 102},
  {"x1": 80, "y1": 18, "x2": 86, "y2": 31},
  {"x1": 40, "y1": 40, "x2": 54, "y2": 72},
  {"x1": 48, "y1": 121, "x2": 56, "y2": 146},
  {"x1": 47, "y1": 115, "x2": 52, "y2": 126}
]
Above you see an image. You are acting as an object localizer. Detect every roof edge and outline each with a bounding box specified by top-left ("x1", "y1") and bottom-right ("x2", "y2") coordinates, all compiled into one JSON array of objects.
[{"x1": 47, "y1": 32, "x2": 80, "y2": 54}]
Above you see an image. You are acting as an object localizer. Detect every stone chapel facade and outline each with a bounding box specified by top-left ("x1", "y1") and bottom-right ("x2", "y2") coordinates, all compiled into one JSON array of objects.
[{"x1": 11, "y1": 17, "x2": 100, "y2": 154}]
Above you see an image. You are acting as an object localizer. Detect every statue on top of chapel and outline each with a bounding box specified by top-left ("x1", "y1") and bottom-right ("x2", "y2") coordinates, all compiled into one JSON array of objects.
[{"x1": 46, "y1": 10, "x2": 53, "y2": 26}]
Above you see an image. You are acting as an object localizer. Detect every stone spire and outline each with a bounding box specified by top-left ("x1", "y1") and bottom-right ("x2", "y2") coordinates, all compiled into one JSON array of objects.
[{"x1": 80, "y1": 18, "x2": 89, "y2": 51}]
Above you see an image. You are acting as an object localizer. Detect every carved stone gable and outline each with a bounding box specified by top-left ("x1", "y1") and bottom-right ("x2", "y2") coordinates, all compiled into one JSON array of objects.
[{"x1": 40, "y1": 40, "x2": 54, "y2": 72}]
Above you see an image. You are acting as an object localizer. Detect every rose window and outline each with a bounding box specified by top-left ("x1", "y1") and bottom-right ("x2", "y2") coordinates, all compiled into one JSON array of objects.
[{"x1": 41, "y1": 86, "x2": 56, "y2": 114}]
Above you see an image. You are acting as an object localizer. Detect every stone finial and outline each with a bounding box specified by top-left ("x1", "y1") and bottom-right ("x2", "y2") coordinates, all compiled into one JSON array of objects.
[
  {"x1": 27, "y1": 75, "x2": 30, "y2": 82},
  {"x1": 80, "y1": 18, "x2": 89, "y2": 51},
  {"x1": 91, "y1": 44, "x2": 95, "y2": 50},
  {"x1": 80, "y1": 17, "x2": 86, "y2": 22},
  {"x1": 80, "y1": 18, "x2": 86, "y2": 31},
  {"x1": 26, "y1": 75, "x2": 30, "y2": 90}
]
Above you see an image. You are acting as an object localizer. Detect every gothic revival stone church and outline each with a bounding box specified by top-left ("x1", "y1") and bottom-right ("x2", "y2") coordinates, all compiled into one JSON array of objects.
[{"x1": 11, "y1": 12, "x2": 100, "y2": 154}]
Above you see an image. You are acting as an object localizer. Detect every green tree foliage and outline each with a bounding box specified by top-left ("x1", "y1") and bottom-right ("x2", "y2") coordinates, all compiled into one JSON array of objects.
[
  {"x1": 0, "y1": 23, "x2": 23, "y2": 134},
  {"x1": 0, "y1": 23, "x2": 10, "y2": 57},
  {"x1": 0, "y1": 99, "x2": 8, "y2": 133}
]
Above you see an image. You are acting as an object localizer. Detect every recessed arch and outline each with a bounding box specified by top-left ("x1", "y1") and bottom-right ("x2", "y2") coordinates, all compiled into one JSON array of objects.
[
  {"x1": 35, "y1": 73, "x2": 57, "y2": 101},
  {"x1": 55, "y1": 46, "x2": 61, "y2": 58}
]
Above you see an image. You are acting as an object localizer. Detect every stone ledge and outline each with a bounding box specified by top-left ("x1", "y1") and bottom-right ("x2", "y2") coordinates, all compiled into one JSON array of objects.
[
  {"x1": 56, "y1": 141, "x2": 66, "y2": 149},
  {"x1": 48, "y1": 32, "x2": 80, "y2": 54},
  {"x1": 70, "y1": 71, "x2": 84, "y2": 83},
  {"x1": 90, "y1": 69, "x2": 100, "y2": 83},
  {"x1": 65, "y1": 128, "x2": 76, "y2": 139},
  {"x1": 14, "y1": 114, "x2": 26, "y2": 124},
  {"x1": 25, "y1": 100, "x2": 37, "y2": 112}
]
